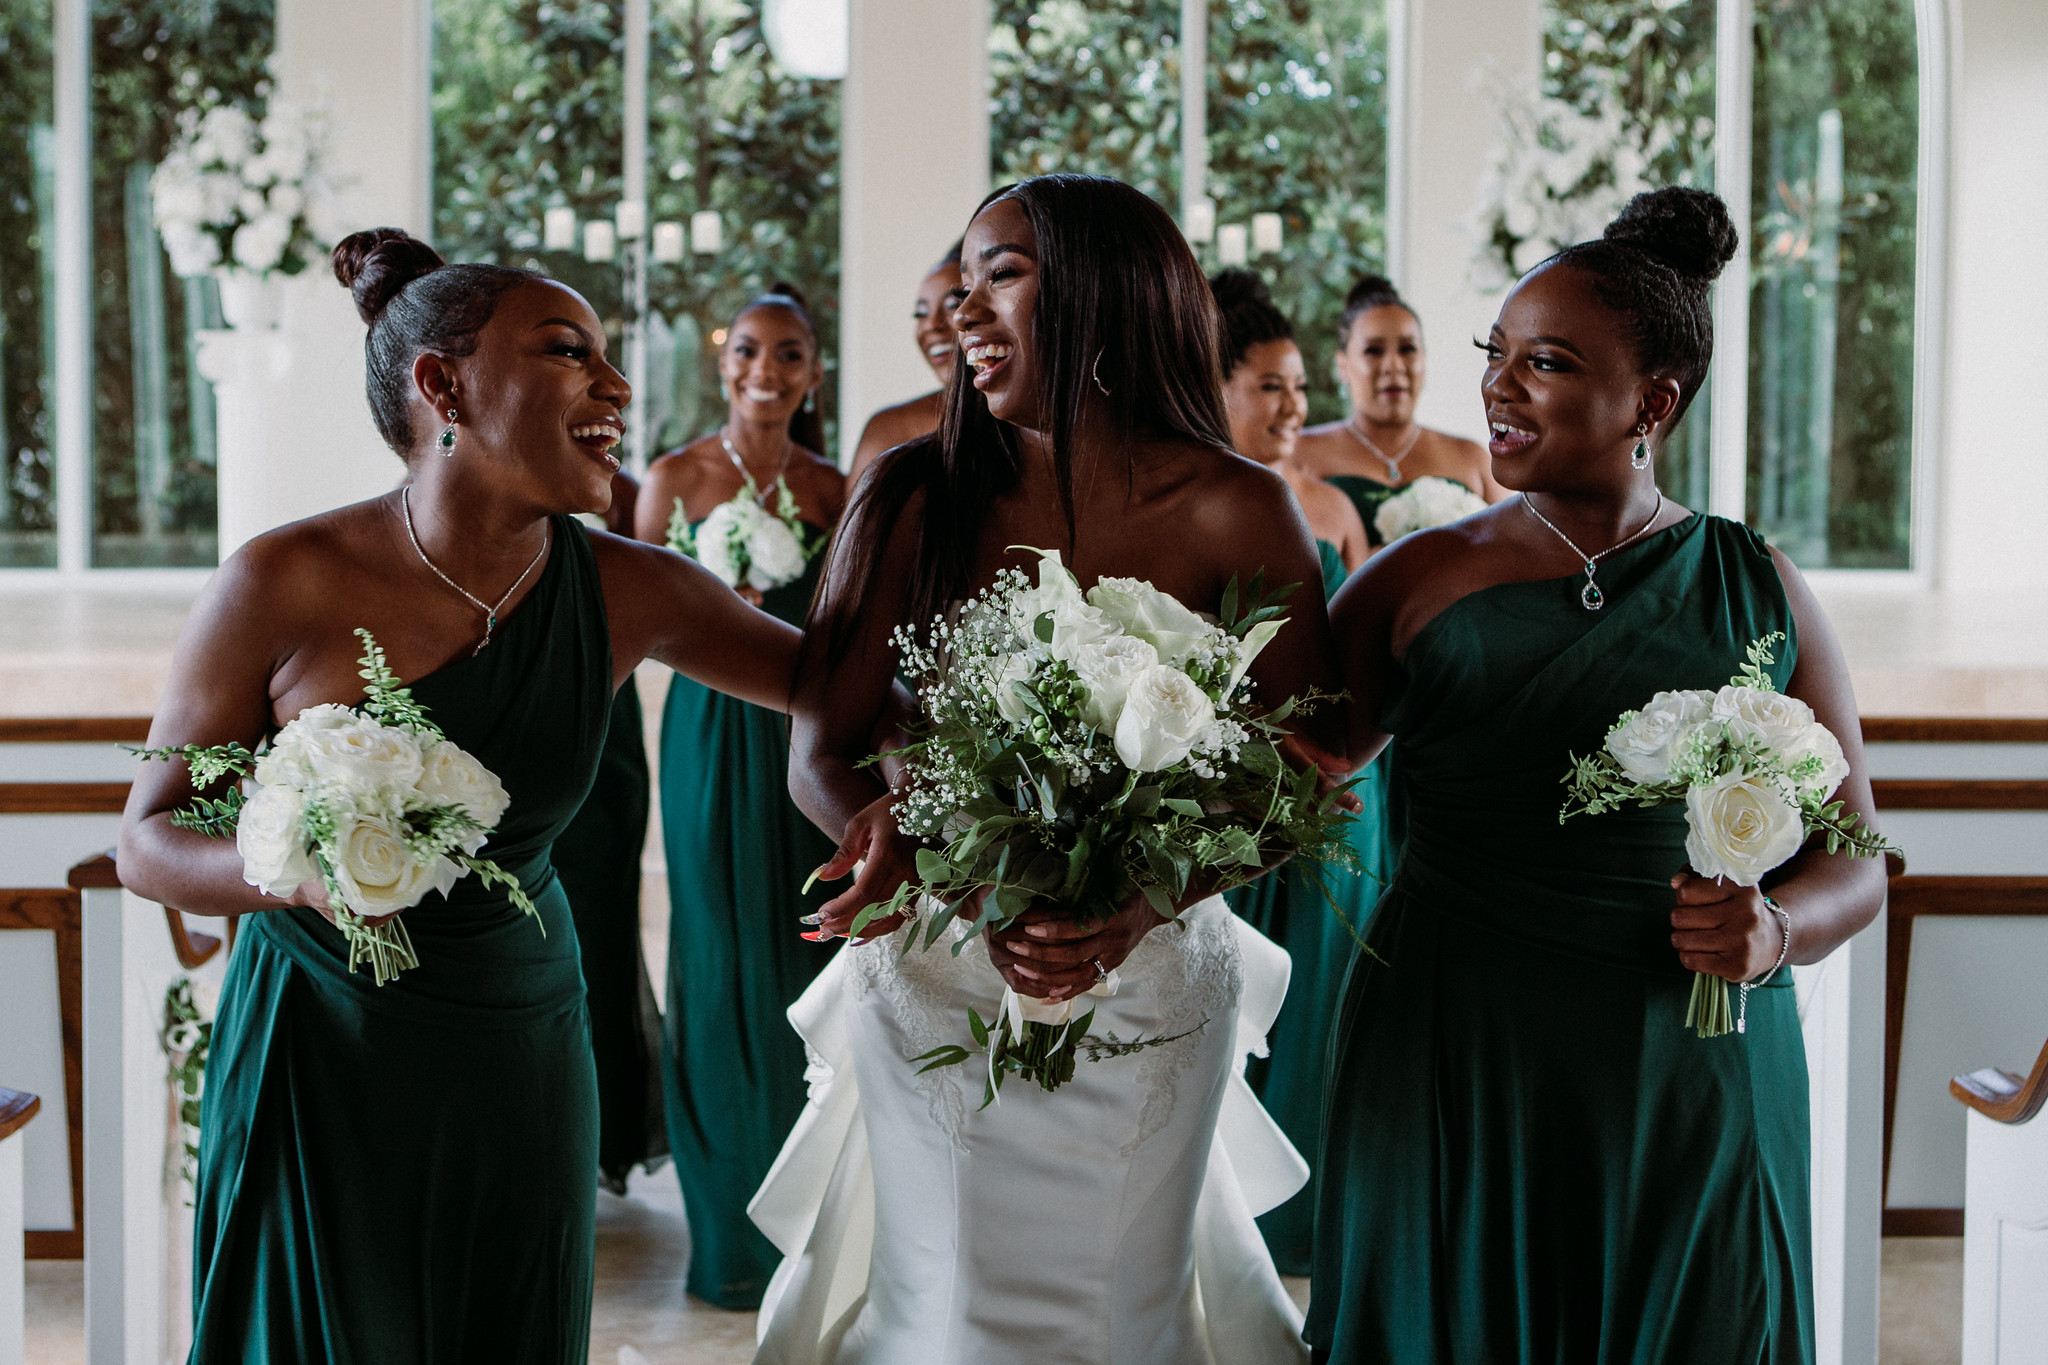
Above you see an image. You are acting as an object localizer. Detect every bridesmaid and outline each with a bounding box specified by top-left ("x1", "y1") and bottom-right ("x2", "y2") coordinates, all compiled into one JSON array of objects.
[
  {"x1": 552, "y1": 465, "x2": 668, "y2": 1194},
  {"x1": 634, "y1": 285, "x2": 846, "y2": 1309},
  {"x1": 846, "y1": 241, "x2": 963, "y2": 481},
  {"x1": 1313, "y1": 188, "x2": 1886, "y2": 1362},
  {"x1": 118, "y1": 228, "x2": 802, "y2": 1362},
  {"x1": 1295, "y1": 275, "x2": 1503, "y2": 548},
  {"x1": 1210, "y1": 267, "x2": 1389, "y2": 1276}
]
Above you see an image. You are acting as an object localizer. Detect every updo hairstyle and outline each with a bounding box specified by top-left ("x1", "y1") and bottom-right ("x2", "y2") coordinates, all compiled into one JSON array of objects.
[
  {"x1": 732, "y1": 281, "x2": 827, "y2": 455},
  {"x1": 1207, "y1": 269, "x2": 1294, "y2": 377},
  {"x1": 331, "y1": 228, "x2": 546, "y2": 456},
  {"x1": 1336, "y1": 273, "x2": 1415, "y2": 348},
  {"x1": 1550, "y1": 186, "x2": 1739, "y2": 425}
]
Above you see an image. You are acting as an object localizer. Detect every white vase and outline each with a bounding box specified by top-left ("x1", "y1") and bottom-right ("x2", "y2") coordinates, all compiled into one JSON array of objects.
[{"x1": 214, "y1": 270, "x2": 286, "y2": 331}]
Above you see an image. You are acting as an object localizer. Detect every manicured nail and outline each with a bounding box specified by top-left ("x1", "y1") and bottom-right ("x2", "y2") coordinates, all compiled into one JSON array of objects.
[
  {"x1": 1013, "y1": 965, "x2": 1041, "y2": 980},
  {"x1": 800, "y1": 930, "x2": 828, "y2": 942},
  {"x1": 1025, "y1": 923, "x2": 1054, "y2": 938},
  {"x1": 799, "y1": 912, "x2": 823, "y2": 925}
]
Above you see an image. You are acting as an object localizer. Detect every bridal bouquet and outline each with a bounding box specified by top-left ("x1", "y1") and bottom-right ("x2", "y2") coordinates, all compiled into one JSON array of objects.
[
  {"x1": 860, "y1": 549, "x2": 1356, "y2": 1103},
  {"x1": 667, "y1": 481, "x2": 821, "y2": 592},
  {"x1": 1374, "y1": 476, "x2": 1489, "y2": 543},
  {"x1": 151, "y1": 94, "x2": 336, "y2": 278},
  {"x1": 135, "y1": 630, "x2": 536, "y2": 985},
  {"x1": 1558, "y1": 633, "x2": 1897, "y2": 1036}
]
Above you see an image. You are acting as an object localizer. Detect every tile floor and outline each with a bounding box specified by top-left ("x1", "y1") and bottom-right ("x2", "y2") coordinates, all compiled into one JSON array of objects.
[{"x1": 22, "y1": 1225, "x2": 1967, "y2": 1364}]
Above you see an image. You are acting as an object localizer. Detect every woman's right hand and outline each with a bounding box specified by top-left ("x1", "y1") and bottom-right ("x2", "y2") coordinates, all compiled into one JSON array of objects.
[
  {"x1": 295, "y1": 879, "x2": 402, "y2": 931},
  {"x1": 806, "y1": 793, "x2": 920, "y2": 942}
]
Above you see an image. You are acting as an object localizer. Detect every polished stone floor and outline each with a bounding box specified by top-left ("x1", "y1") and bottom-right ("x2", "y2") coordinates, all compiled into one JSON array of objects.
[{"x1": 22, "y1": 1230, "x2": 1965, "y2": 1364}]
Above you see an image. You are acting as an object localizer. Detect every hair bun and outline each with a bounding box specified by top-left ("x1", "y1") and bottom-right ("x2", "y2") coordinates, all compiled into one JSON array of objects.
[
  {"x1": 332, "y1": 228, "x2": 446, "y2": 324},
  {"x1": 1208, "y1": 268, "x2": 1274, "y2": 312},
  {"x1": 1603, "y1": 188, "x2": 1738, "y2": 286},
  {"x1": 765, "y1": 280, "x2": 810, "y2": 310},
  {"x1": 1344, "y1": 274, "x2": 1402, "y2": 310}
]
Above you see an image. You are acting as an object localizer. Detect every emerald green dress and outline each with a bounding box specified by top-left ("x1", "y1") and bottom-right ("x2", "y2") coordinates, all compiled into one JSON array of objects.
[
  {"x1": 1226, "y1": 538, "x2": 1392, "y2": 1277},
  {"x1": 553, "y1": 678, "x2": 669, "y2": 1192},
  {"x1": 1308, "y1": 513, "x2": 1814, "y2": 1364},
  {"x1": 659, "y1": 535, "x2": 837, "y2": 1310},
  {"x1": 188, "y1": 517, "x2": 609, "y2": 1364},
  {"x1": 1328, "y1": 474, "x2": 1400, "y2": 549}
]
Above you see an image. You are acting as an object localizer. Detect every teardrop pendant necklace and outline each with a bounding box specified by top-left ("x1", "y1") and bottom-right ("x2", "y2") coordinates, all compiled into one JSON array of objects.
[
  {"x1": 1520, "y1": 491, "x2": 1665, "y2": 612},
  {"x1": 1345, "y1": 419, "x2": 1423, "y2": 484},
  {"x1": 401, "y1": 487, "x2": 550, "y2": 654}
]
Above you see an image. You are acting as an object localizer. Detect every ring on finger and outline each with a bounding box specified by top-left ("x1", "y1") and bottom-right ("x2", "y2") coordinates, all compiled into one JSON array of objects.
[{"x1": 1090, "y1": 956, "x2": 1109, "y2": 985}]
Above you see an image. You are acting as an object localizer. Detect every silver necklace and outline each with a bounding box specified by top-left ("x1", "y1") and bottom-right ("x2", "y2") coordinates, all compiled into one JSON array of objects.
[
  {"x1": 720, "y1": 429, "x2": 793, "y2": 506},
  {"x1": 400, "y1": 487, "x2": 550, "y2": 655},
  {"x1": 1346, "y1": 419, "x2": 1423, "y2": 483},
  {"x1": 1520, "y1": 491, "x2": 1666, "y2": 612}
]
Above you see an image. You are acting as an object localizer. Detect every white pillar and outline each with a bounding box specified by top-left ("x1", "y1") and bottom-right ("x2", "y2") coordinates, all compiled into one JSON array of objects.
[
  {"x1": 0, "y1": 1109, "x2": 27, "y2": 1365},
  {"x1": 1384, "y1": 0, "x2": 1543, "y2": 442},
  {"x1": 839, "y1": 0, "x2": 990, "y2": 465},
  {"x1": 209, "y1": 0, "x2": 434, "y2": 558}
]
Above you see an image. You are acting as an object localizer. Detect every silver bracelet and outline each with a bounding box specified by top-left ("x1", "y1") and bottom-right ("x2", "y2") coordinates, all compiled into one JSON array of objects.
[{"x1": 1737, "y1": 894, "x2": 1793, "y2": 1035}]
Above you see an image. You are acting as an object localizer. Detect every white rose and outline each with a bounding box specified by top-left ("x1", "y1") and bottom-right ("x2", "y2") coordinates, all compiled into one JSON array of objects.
[
  {"x1": 1070, "y1": 634, "x2": 1158, "y2": 730},
  {"x1": 1684, "y1": 772, "x2": 1806, "y2": 887},
  {"x1": 236, "y1": 783, "x2": 317, "y2": 897},
  {"x1": 1711, "y1": 685, "x2": 1815, "y2": 759},
  {"x1": 199, "y1": 171, "x2": 242, "y2": 223},
  {"x1": 693, "y1": 501, "x2": 745, "y2": 587},
  {"x1": 1086, "y1": 577, "x2": 1213, "y2": 668},
  {"x1": 1604, "y1": 689, "x2": 1714, "y2": 784},
  {"x1": 744, "y1": 515, "x2": 807, "y2": 589},
  {"x1": 987, "y1": 651, "x2": 1037, "y2": 724},
  {"x1": 1784, "y1": 723, "x2": 1851, "y2": 802},
  {"x1": 1010, "y1": 549, "x2": 1084, "y2": 641},
  {"x1": 294, "y1": 716, "x2": 425, "y2": 805},
  {"x1": 266, "y1": 182, "x2": 304, "y2": 219},
  {"x1": 254, "y1": 703, "x2": 360, "y2": 790},
  {"x1": 232, "y1": 213, "x2": 292, "y2": 272},
  {"x1": 161, "y1": 224, "x2": 221, "y2": 278},
  {"x1": 1044, "y1": 599, "x2": 1118, "y2": 665},
  {"x1": 324, "y1": 809, "x2": 455, "y2": 918},
  {"x1": 416, "y1": 738, "x2": 511, "y2": 841},
  {"x1": 1113, "y1": 664, "x2": 1215, "y2": 772},
  {"x1": 200, "y1": 106, "x2": 255, "y2": 166},
  {"x1": 1374, "y1": 476, "x2": 1488, "y2": 543}
]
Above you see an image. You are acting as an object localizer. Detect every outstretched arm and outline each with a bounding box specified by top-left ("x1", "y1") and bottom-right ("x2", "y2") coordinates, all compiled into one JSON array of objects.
[{"x1": 594, "y1": 530, "x2": 803, "y2": 709}]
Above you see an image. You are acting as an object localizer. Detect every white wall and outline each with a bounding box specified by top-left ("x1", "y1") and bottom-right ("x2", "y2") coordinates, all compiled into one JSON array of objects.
[
  {"x1": 212, "y1": 0, "x2": 432, "y2": 556},
  {"x1": 1386, "y1": 0, "x2": 1542, "y2": 443},
  {"x1": 839, "y1": 0, "x2": 991, "y2": 463},
  {"x1": 1935, "y1": 0, "x2": 2048, "y2": 596}
]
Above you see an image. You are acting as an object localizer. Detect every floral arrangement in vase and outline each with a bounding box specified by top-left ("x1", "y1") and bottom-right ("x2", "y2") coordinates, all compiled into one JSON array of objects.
[{"x1": 150, "y1": 90, "x2": 337, "y2": 284}]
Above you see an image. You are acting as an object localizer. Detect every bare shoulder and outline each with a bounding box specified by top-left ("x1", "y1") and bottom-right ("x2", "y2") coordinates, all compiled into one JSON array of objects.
[
  {"x1": 213, "y1": 498, "x2": 389, "y2": 625},
  {"x1": 1293, "y1": 422, "x2": 1354, "y2": 475}
]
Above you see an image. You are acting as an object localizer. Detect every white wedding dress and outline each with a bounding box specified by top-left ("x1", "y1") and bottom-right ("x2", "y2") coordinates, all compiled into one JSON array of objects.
[{"x1": 747, "y1": 894, "x2": 1311, "y2": 1365}]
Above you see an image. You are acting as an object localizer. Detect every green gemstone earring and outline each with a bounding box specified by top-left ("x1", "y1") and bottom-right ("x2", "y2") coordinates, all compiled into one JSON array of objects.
[
  {"x1": 1630, "y1": 421, "x2": 1652, "y2": 470},
  {"x1": 438, "y1": 408, "x2": 458, "y2": 455}
]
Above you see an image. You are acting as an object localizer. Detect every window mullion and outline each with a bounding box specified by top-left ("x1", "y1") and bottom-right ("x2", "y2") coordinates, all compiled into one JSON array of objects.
[
  {"x1": 53, "y1": 0, "x2": 89, "y2": 575},
  {"x1": 1179, "y1": 0, "x2": 1207, "y2": 224},
  {"x1": 1709, "y1": 0, "x2": 1753, "y2": 524}
]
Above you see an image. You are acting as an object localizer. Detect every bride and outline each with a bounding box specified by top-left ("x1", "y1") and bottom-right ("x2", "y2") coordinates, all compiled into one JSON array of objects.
[{"x1": 750, "y1": 174, "x2": 1339, "y2": 1364}]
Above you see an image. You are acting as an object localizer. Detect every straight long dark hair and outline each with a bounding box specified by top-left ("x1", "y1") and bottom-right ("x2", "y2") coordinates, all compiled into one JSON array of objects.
[{"x1": 810, "y1": 174, "x2": 1232, "y2": 664}]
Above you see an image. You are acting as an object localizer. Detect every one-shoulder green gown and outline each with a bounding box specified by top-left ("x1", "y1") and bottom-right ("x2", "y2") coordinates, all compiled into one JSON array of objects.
[
  {"x1": 553, "y1": 678, "x2": 668, "y2": 1192},
  {"x1": 189, "y1": 517, "x2": 609, "y2": 1364},
  {"x1": 1225, "y1": 538, "x2": 1392, "y2": 1276},
  {"x1": 659, "y1": 533, "x2": 837, "y2": 1310},
  {"x1": 1308, "y1": 513, "x2": 1814, "y2": 1364}
]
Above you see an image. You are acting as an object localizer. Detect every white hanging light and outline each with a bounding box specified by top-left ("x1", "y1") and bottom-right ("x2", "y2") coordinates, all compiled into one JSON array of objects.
[
  {"x1": 614, "y1": 200, "x2": 647, "y2": 240},
  {"x1": 690, "y1": 211, "x2": 723, "y2": 255},
  {"x1": 1251, "y1": 212, "x2": 1283, "y2": 255},
  {"x1": 651, "y1": 221, "x2": 686, "y2": 263},
  {"x1": 763, "y1": 0, "x2": 848, "y2": 80},
  {"x1": 1184, "y1": 198, "x2": 1217, "y2": 245},
  {"x1": 583, "y1": 220, "x2": 617, "y2": 263},
  {"x1": 543, "y1": 206, "x2": 577, "y2": 251},
  {"x1": 1217, "y1": 223, "x2": 1249, "y2": 268}
]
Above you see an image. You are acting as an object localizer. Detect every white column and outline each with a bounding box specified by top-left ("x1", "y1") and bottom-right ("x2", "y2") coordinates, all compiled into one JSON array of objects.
[
  {"x1": 0, "y1": 1112, "x2": 26, "y2": 1365},
  {"x1": 52, "y1": 0, "x2": 89, "y2": 574},
  {"x1": 208, "y1": 0, "x2": 434, "y2": 558},
  {"x1": 839, "y1": 0, "x2": 990, "y2": 465},
  {"x1": 1384, "y1": 0, "x2": 1543, "y2": 442},
  {"x1": 1707, "y1": 0, "x2": 1754, "y2": 521},
  {"x1": 1179, "y1": 0, "x2": 1208, "y2": 220}
]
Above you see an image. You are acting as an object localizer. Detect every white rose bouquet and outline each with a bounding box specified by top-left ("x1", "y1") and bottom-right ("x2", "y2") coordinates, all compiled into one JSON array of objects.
[
  {"x1": 151, "y1": 93, "x2": 336, "y2": 278},
  {"x1": 134, "y1": 630, "x2": 537, "y2": 985},
  {"x1": 667, "y1": 478, "x2": 821, "y2": 593},
  {"x1": 1374, "y1": 476, "x2": 1489, "y2": 544},
  {"x1": 1558, "y1": 633, "x2": 1897, "y2": 1036},
  {"x1": 852, "y1": 549, "x2": 1358, "y2": 1103}
]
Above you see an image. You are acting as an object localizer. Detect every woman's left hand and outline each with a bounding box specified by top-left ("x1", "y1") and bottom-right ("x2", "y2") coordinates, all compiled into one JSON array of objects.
[
  {"x1": 1669, "y1": 872, "x2": 1785, "y2": 981},
  {"x1": 986, "y1": 895, "x2": 1170, "y2": 1002}
]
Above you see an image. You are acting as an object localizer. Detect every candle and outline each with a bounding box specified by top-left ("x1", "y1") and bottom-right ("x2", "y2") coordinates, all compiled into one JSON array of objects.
[
  {"x1": 614, "y1": 200, "x2": 646, "y2": 240},
  {"x1": 1252, "y1": 212, "x2": 1283, "y2": 255},
  {"x1": 690, "y1": 210, "x2": 723, "y2": 254},
  {"x1": 652, "y1": 221, "x2": 685, "y2": 263},
  {"x1": 543, "y1": 206, "x2": 577, "y2": 251},
  {"x1": 583, "y1": 220, "x2": 617, "y2": 263},
  {"x1": 1184, "y1": 198, "x2": 1216, "y2": 244},
  {"x1": 1217, "y1": 223, "x2": 1249, "y2": 268}
]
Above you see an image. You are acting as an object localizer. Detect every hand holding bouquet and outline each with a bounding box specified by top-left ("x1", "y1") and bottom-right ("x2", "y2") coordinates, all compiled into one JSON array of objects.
[
  {"x1": 1559, "y1": 633, "x2": 1898, "y2": 1036},
  {"x1": 136, "y1": 630, "x2": 537, "y2": 984},
  {"x1": 855, "y1": 549, "x2": 1358, "y2": 1103}
]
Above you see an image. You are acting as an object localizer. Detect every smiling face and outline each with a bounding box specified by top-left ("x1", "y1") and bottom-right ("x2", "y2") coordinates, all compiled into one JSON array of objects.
[
  {"x1": 421, "y1": 279, "x2": 630, "y2": 514},
  {"x1": 1337, "y1": 304, "x2": 1425, "y2": 427},
  {"x1": 954, "y1": 197, "x2": 1043, "y2": 430},
  {"x1": 1222, "y1": 339, "x2": 1308, "y2": 465},
  {"x1": 913, "y1": 261, "x2": 963, "y2": 383},
  {"x1": 721, "y1": 302, "x2": 821, "y2": 428},
  {"x1": 1478, "y1": 261, "x2": 1681, "y2": 492}
]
